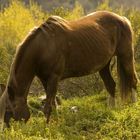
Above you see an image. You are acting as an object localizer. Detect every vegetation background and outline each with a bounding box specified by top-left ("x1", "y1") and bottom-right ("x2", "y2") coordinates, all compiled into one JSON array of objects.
[{"x1": 0, "y1": 0, "x2": 140, "y2": 139}]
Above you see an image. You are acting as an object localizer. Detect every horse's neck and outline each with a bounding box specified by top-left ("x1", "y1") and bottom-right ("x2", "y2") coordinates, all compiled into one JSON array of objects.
[
  {"x1": 9, "y1": 28, "x2": 41, "y2": 97},
  {"x1": 17, "y1": 63, "x2": 34, "y2": 97},
  {"x1": 10, "y1": 49, "x2": 35, "y2": 97}
]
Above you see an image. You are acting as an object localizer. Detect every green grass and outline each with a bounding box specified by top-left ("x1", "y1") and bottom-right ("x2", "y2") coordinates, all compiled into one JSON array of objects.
[
  {"x1": 1, "y1": 0, "x2": 140, "y2": 140},
  {"x1": 1, "y1": 90, "x2": 140, "y2": 140}
]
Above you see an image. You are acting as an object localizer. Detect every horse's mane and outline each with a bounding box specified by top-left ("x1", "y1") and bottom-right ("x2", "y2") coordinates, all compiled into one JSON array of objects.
[
  {"x1": 40, "y1": 16, "x2": 72, "y2": 34},
  {"x1": 15, "y1": 27, "x2": 40, "y2": 70},
  {"x1": 8, "y1": 27, "x2": 41, "y2": 87}
]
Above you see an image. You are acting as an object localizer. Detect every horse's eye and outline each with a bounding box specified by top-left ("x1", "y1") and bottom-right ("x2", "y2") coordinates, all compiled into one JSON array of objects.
[{"x1": 7, "y1": 86, "x2": 15, "y2": 100}]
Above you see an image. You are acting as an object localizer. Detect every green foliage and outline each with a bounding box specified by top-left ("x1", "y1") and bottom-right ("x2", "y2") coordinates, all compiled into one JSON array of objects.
[
  {"x1": 50, "y1": 7, "x2": 70, "y2": 19},
  {"x1": 66, "y1": 1, "x2": 84, "y2": 20},
  {"x1": 1, "y1": 93, "x2": 140, "y2": 139},
  {"x1": 96, "y1": 0, "x2": 112, "y2": 11},
  {"x1": 50, "y1": 1, "x2": 84, "y2": 20}
]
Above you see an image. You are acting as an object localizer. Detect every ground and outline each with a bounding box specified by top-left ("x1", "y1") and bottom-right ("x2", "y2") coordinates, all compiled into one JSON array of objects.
[{"x1": 0, "y1": 88, "x2": 140, "y2": 140}]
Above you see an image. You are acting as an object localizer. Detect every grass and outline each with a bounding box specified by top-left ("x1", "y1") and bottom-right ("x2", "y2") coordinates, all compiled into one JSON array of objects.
[
  {"x1": 1, "y1": 0, "x2": 140, "y2": 140},
  {"x1": 0, "y1": 90, "x2": 140, "y2": 140}
]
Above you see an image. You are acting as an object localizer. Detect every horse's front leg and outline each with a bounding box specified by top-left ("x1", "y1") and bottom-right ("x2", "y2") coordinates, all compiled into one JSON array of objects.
[{"x1": 41, "y1": 74, "x2": 59, "y2": 123}]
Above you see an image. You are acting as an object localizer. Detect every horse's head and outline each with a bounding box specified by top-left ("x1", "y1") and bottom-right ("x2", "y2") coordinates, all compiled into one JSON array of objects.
[{"x1": 0, "y1": 84, "x2": 30, "y2": 127}]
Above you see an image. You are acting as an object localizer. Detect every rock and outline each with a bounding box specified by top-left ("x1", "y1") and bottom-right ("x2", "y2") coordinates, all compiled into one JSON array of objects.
[{"x1": 70, "y1": 106, "x2": 79, "y2": 113}]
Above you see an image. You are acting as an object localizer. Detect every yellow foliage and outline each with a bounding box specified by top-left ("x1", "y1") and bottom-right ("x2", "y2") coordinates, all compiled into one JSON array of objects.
[
  {"x1": 0, "y1": 0, "x2": 48, "y2": 51},
  {"x1": 0, "y1": 1, "x2": 34, "y2": 48},
  {"x1": 67, "y1": 1, "x2": 84, "y2": 20}
]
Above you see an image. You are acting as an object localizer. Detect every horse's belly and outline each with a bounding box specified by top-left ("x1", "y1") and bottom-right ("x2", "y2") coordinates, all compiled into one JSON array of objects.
[{"x1": 63, "y1": 51, "x2": 111, "y2": 78}]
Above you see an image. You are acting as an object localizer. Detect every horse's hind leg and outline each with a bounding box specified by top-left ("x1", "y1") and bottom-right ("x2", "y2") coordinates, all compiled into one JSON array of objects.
[{"x1": 99, "y1": 61, "x2": 116, "y2": 107}]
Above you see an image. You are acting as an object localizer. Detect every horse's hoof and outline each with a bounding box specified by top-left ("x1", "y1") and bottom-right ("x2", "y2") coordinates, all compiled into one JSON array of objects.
[
  {"x1": 122, "y1": 89, "x2": 137, "y2": 104},
  {"x1": 108, "y1": 96, "x2": 115, "y2": 108},
  {"x1": 131, "y1": 89, "x2": 137, "y2": 103},
  {"x1": 0, "y1": 121, "x2": 4, "y2": 132}
]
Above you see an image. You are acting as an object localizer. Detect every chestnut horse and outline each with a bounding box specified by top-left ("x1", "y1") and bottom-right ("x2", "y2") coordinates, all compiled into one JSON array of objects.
[{"x1": 0, "y1": 11, "x2": 138, "y2": 127}]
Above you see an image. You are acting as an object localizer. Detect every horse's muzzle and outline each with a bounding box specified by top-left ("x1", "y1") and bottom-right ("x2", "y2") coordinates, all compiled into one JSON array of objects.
[{"x1": 4, "y1": 111, "x2": 13, "y2": 127}]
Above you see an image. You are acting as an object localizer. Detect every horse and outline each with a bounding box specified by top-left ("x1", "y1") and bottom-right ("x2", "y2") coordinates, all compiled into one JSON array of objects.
[{"x1": 0, "y1": 11, "x2": 138, "y2": 128}]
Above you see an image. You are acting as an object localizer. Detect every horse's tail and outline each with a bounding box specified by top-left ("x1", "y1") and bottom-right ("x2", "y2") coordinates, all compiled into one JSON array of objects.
[
  {"x1": 0, "y1": 91, "x2": 7, "y2": 131},
  {"x1": 117, "y1": 16, "x2": 139, "y2": 102},
  {"x1": 117, "y1": 57, "x2": 129, "y2": 101}
]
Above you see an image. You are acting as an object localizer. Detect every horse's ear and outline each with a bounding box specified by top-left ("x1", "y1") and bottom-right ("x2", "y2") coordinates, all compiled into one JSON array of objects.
[{"x1": 7, "y1": 86, "x2": 15, "y2": 100}]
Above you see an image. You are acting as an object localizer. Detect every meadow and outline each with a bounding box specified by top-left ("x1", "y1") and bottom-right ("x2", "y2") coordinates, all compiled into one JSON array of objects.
[{"x1": 0, "y1": 0, "x2": 140, "y2": 139}]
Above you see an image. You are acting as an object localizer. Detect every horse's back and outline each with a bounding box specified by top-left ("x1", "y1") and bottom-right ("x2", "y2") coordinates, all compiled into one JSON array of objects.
[{"x1": 69, "y1": 11, "x2": 122, "y2": 28}]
